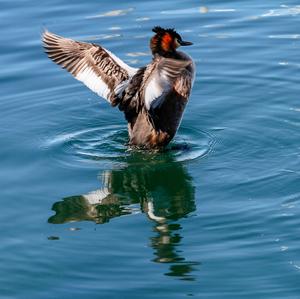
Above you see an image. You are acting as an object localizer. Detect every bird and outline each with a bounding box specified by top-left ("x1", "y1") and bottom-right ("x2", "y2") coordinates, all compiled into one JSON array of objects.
[{"x1": 42, "y1": 26, "x2": 195, "y2": 149}]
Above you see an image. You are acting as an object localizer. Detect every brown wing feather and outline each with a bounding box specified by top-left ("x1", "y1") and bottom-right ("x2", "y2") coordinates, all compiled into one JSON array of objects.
[
  {"x1": 174, "y1": 69, "x2": 193, "y2": 98},
  {"x1": 42, "y1": 31, "x2": 137, "y2": 104}
]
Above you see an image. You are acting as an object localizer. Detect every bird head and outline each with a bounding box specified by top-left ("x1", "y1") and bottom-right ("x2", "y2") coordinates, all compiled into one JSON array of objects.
[{"x1": 150, "y1": 26, "x2": 193, "y2": 56}]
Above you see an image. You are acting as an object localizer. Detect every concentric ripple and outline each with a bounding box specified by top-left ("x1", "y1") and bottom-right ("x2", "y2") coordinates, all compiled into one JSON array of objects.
[
  {"x1": 43, "y1": 124, "x2": 215, "y2": 167},
  {"x1": 170, "y1": 126, "x2": 215, "y2": 162}
]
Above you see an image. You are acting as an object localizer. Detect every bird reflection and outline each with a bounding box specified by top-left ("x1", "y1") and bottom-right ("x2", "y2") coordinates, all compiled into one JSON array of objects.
[{"x1": 48, "y1": 151, "x2": 199, "y2": 280}]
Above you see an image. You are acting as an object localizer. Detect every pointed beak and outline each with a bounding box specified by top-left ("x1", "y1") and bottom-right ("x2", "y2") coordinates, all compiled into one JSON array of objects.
[{"x1": 179, "y1": 40, "x2": 193, "y2": 46}]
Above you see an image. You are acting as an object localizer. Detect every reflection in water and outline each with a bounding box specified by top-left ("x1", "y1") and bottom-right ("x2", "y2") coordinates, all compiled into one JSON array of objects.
[{"x1": 49, "y1": 151, "x2": 199, "y2": 280}]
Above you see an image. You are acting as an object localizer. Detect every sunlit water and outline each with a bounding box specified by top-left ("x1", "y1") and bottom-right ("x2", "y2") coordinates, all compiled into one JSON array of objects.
[{"x1": 1, "y1": 0, "x2": 300, "y2": 298}]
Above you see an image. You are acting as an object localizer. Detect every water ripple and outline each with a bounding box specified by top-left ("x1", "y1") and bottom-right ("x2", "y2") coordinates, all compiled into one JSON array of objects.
[
  {"x1": 262, "y1": 6, "x2": 300, "y2": 17},
  {"x1": 42, "y1": 124, "x2": 215, "y2": 167},
  {"x1": 86, "y1": 8, "x2": 134, "y2": 19}
]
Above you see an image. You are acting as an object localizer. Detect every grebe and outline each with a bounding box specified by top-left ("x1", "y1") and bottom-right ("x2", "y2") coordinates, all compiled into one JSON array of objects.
[{"x1": 43, "y1": 26, "x2": 195, "y2": 149}]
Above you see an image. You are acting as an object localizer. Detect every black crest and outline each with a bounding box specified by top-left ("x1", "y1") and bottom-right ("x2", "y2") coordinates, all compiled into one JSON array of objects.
[{"x1": 152, "y1": 26, "x2": 178, "y2": 36}]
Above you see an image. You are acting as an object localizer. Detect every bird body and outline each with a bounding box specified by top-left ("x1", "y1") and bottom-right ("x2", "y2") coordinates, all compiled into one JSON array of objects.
[{"x1": 43, "y1": 27, "x2": 195, "y2": 149}]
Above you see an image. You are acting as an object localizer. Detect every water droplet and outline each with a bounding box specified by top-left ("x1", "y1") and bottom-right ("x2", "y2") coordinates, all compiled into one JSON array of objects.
[{"x1": 200, "y1": 6, "x2": 209, "y2": 14}]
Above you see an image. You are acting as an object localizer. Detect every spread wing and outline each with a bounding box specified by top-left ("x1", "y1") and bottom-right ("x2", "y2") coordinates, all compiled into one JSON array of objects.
[
  {"x1": 144, "y1": 57, "x2": 194, "y2": 110},
  {"x1": 42, "y1": 30, "x2": 137, "y2": 105}
]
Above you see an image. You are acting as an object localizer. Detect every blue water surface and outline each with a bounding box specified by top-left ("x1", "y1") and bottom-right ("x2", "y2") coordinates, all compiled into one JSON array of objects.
[{"x1": 1, "y1": 0, "x2": 300, "y2": 298}]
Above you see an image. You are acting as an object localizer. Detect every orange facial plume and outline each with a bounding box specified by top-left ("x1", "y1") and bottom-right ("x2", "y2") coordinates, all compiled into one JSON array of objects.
[{"x1": 161, "y1": 33, "x2": 173, "y2": 52}]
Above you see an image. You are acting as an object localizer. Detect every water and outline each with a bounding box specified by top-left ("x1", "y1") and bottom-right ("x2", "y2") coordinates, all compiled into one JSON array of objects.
[{"x1": 1, "y1": 0, "x2": 300, "y2": 298}]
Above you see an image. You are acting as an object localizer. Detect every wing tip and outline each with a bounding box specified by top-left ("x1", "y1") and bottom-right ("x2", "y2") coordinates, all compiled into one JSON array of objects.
[
  {"x1": 41, "y1": 28, "x2": 51, "y2": 41},
  {"x1": 42, "y1": 29, "x2": 53, "y2": 48},
  {"x1": 42, "y1": 29, "x2": 63, "y2": 46}
]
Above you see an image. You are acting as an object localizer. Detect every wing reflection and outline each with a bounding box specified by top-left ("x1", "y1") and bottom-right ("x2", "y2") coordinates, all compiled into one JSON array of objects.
[{"x1": 48, "y1": 151, "x2": 199, "y2": 280}]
